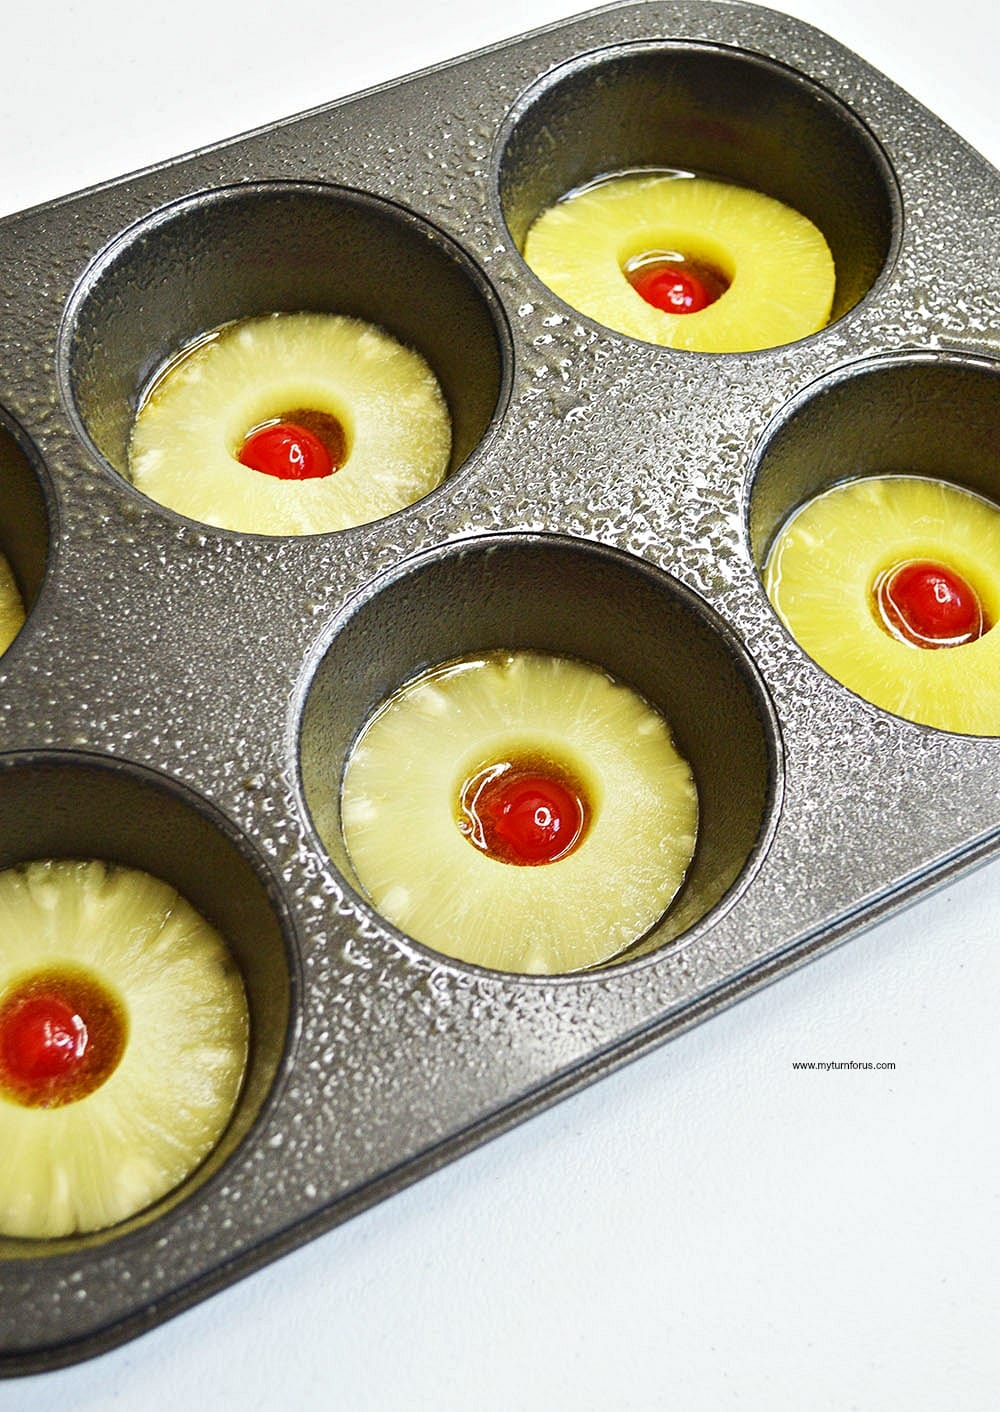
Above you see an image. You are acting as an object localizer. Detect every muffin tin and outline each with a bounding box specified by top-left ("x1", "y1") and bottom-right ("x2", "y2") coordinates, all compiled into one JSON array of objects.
[{"x1": 1, "y1": 0, "x2": 998, "y2": 1373}]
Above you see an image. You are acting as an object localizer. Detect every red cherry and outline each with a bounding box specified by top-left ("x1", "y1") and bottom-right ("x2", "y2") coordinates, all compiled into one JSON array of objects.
[
  {"x1": 630, "y1": 262, "x2": 714, "y2": 313},
  {"x1": 626, "y1": 253, "x2": 730, "y2": 315},
  {"x1": 238, "y1": 421, "x2": 334, "y2": 480},
  {"x1": 875, "y1": 560, "x2": 987, "y2": 648},
  {"x1": 0, "y1": 993, "x2": 87, "y2": 1084},
  {"x1": 462, "y1": 764, "x2": 588, "y2": 866},
  {"x1": 0, "y1": 971, "x2": 125, "y2": 1107}
]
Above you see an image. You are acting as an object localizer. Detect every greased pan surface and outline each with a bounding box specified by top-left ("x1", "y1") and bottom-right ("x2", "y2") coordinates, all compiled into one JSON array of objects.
[{"x1": 0, "y1": 0, "x2": 998, "y2": 1376}]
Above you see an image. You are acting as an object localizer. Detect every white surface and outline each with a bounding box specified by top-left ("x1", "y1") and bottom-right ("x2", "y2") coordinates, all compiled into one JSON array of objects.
[{"x1": 2, "y1": 1, "x2": 999, "y2": 1407}]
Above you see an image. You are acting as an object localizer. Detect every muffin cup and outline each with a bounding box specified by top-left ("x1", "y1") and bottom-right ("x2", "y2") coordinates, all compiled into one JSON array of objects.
[
  {"x1": 61, "y1": 182, "x2": 512, "y2": 526},
  {"x1": 497, "y1": 40, "x2": 899, "y2": 331},
  {"x1": 0, "y1": 411, "x2": 51, "y2": 639},
  {"x1": 0, "y1": 751, "x2": 296, "y2": 1259},
  {"x1": 299, "y1": 533, "x2": 781, "y2": 966}
]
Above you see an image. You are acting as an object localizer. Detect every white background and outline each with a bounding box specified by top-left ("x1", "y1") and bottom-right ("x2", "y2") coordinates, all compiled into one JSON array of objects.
[{"x1": 2, "y1": 1, "x2": 998, "y2": 1407}]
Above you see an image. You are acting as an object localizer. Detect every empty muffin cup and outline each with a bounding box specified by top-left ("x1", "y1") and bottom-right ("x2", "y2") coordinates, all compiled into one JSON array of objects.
[{"x1": 299, "y1": 533, "x2": 781, "y2": 973}]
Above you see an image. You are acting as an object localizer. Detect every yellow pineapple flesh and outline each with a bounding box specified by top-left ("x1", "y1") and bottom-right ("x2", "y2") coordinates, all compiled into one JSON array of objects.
[
  {"x1": 0, "y1": 552, "x2": 25, "y2": 657},
  {"x1": 523, "y1": 172, "x2": 835, "y2": 352},
  {"x1": 341, "y1": 650, "x2": 698, "y2": 974},
  {"x1": 0, "y1": 859, "x2": 249, "y2": 1238},
  {"x1": 764, "y1": 475, "x2": 1000, "y2": 734},
  {"x1": 129, "y1": 312, "x2": 452, "y2": 535}
]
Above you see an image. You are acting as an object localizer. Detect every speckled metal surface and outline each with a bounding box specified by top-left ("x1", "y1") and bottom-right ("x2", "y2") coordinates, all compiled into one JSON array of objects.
[{"x1": 0, "y1": 0, "x2": 998, "y2": 1373}]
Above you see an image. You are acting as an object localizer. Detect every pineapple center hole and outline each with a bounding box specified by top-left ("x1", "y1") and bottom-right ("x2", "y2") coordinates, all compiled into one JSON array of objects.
[
  {"x1": 0, "y1": 967, "x2": 127, "y2": 1108},
  {"x1": 456, "y1": 753, "x2": 591, "y2": 866},
  {"x1": 623, "y1": 249, "x2": 730, "y2": 314},
  {"x1": 238, "y1": 408, "x2": 348, "y2": 481},
  {"x1": 871, "y1": 558, "x2": 990, "y2": 648}
]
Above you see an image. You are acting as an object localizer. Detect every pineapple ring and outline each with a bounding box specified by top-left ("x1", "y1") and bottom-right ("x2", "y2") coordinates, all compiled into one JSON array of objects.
[
  {"x1": 128, "y1": 312, "x2": 452, "y2": 535},
  {"x1": 341, "y1": 651, "x2": 698, "y2": 974},
  {"x1": 0, "y1": 859, "x2": 249, "y2": 1239},
  {"x1": 522, "y1": 173, "x2": 835, "y2": 352},
  {"x1": 764, "y1": 475, "x2": 1000, "y2": 734},
  {"x1": 0, "y1": 551, "x2": 25, "y2": 657}
]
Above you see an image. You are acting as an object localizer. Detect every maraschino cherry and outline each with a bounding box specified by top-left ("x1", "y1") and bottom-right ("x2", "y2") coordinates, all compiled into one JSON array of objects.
[
  {"x1": 1, "y1": 993, "x2": 86, "y2": 1082},
  {"x1": 626, "y1": 255, "x2": 729, "y2": 314},
  {"x1": 0, "y1": 971, "x2": 125, "y2": 1107},
  {"x1": 874, "y1": 560, "x2": 987, "y2": 648},
  {"x1": 238, "y1": 422, "x2": 334, "y2": 480},
  {"x1": 459, "y1": 760, "x2": 589, "y2": 866}
]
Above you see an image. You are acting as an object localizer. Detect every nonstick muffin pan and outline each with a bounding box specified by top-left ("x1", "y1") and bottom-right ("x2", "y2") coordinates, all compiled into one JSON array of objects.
[{"x1": 1, "y1": 0, "x2": 998, "y2": 1373}]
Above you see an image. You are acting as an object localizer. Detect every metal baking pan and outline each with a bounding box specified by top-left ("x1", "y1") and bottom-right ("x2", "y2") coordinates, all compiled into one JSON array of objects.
[{"x1": 1, "y1": 0, "x2": 997, "y2": 1374}]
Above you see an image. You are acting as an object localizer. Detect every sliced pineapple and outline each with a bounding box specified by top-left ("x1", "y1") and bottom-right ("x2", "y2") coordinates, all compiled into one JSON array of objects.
[
  {"x1": 764, "y1": 475, "x2": 1000, "y2": 734},
  {"x1": 341, "y1": 650, "x2": 698, "y2": 974},
  {"x1": 129, "y1": 312, "x2": 452, "y2": 535},
  {"x1": 0, "y1": 859, "x2": 249, "y2": 1239},
  {"x1": 0, "y1": 551, "x2": 25, "y2": 657},
  {"x1": 522, "y1": 172, "x2": 835, "y2": 352}
]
